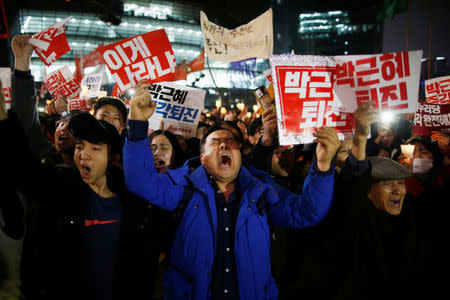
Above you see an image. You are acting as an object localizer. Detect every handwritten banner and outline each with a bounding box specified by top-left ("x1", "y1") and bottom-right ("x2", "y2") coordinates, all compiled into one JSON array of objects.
[
  {"x1": 333, "y1": 50, "x2": 422, "y2": 113},
  {"x1": 270, "y1": 55, "x2": 353, "y2": 145},
  {"x1": 147, "y1": 82, "x2": 205, "y2": 138},
  {"x1": 100, "y1": 29, "x2": 176, "y2": 92},
  {"x1": 29, "y1": 17, "x2": 72, "y2": 66},
  {"x1": 412, "y1": 101, "x2": 450, "y2": 135},
  {"x1": 0, "y1": 68, "x2": 11, "y2": 109},
  {"x1": 43, "y1": 66, "x2": 80, "y2": 99},
  {"x1": 200, "y1": 8, "x2": 273, "y2": 62},
  {"x1": 80, "y1": 73, "x2": 103, "y2": 99},
  {"x1": 425, "y1": 75, "x2": 450, "y2": 104}
]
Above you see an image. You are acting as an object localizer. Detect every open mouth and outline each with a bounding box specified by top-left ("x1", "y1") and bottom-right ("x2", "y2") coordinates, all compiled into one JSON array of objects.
[
  {"x1": 218, "y1": 153, "x2": 232, "y2": 168},
  {"x1": 154, "y1": 159, "x2": 165, "y2": 169},
  {"x1": 80, "y1": 165, "x2": 91, "y2": 179},
  {"x1": 391, "y1": 199, "x2": 401, "y2": 207},
  {"x1": 57, "y1": 136, "x2": 68, "y2": 144}
]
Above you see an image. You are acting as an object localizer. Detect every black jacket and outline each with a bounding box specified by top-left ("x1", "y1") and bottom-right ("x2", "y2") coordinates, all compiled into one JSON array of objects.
[{"x1": 1, "y1": 111, "x2": 168, "y2": 300}]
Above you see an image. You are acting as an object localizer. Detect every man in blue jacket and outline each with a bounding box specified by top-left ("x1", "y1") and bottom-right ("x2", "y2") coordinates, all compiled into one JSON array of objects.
[{"x1": 123, "y1": 84, "x2": 340, "y2": 300}]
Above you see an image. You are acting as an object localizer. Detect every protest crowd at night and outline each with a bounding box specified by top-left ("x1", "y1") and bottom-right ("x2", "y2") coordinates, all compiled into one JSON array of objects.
[{"x1": 0, "y1": 0, "x2": 449, "y2": 299}]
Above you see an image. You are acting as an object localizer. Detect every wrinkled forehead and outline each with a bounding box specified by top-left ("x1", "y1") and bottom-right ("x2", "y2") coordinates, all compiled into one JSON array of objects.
[{"x1": 206, "y1": 129, "x2": 236, "y2": 142}]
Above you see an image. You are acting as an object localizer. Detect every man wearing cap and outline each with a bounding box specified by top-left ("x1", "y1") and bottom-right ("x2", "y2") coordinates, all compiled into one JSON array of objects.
[
  {"x1": 332, "y1": 150, "x2": 429, "y2": 299},
  {"x1": 10, "y1": 35, "x2": 128, "y2": 165},
  {"x1": 123, "y1": 89, "x2": 340, "y2": 300},
  {"x1": 0, "y1": 91, "x2": 165, "y2": 300}
]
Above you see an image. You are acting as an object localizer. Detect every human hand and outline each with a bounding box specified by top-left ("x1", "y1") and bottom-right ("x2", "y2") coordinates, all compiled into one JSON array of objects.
[
  {"x1": 397, "y1": 153, "x2": 412, "y2": 170},
  {"x1": 354, "y1": 101, "x2": 379, "y2": 137},
  {"x1": 431, "y1": 131, "x2": 449, "y2": 153},
  {"x1": 261, "y1": 106, "x2": 277, "y2": 146},
  {"x1": 129, "y1": 80, "x2": 155, "y2": 121},
  {"x1": 313, "y1": 127, "x2": 340, "y2": 172},
  {"x1": 11, "y1": 34, "x2": 33, "y2": 71},
  {"x1": 0, "y1": 81, "x2": 7, "y2": 120}
]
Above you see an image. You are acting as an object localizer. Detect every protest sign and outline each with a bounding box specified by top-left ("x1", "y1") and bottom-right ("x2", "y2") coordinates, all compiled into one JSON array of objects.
[
  {"x1": 147, "y1": 82, "x2": 205, "y2": 138},
  {"x1": 412, "y1": 100, "x2": 450, "y2": 135},
  {"x1": 270, "y1": 55, "x2": 354, "y2": 145},
  {"x1": 0, "y1": 68, "x2": 11, "y2": 109},
  {"x1": 43, "y1": 66, "x2": 80, "y2": 99},
  {"x1": 333, "y1": 50, "x2": 422, "y2": 114},
  {"x1": 79, "y1": 73, "x2": 103, "y2": 99},
  {"x1": 200, "y1": 9, "x2": 273, "y2": 62},
  {"x1": 29, "y1": 17, "x2": 71, "y2": 66},
  {"x1": 424, "y1": 75, "x2": 450, "y2": 104},
  {"x1": 68, "y1": 99, "x2": 90, "y2": 111},
  {"x1": 100, "y1": 29, "x2": 176, "y2": 92}
]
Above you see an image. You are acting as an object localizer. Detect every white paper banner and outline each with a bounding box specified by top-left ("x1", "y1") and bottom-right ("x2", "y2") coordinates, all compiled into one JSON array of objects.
[
  {"x1": 424, "y1": 75, "x2": 450, "y2": 104},
  {"x1": 80, "y1": 73, "x2": 103, "y2": 99},
  {"x1": 148, "y1": 82, "x2": 205, "y2": 138},
  {"x1": 43, "y1": 66, "x2": 80, "y2": 99},
  {"x1": 200, "y1": 8, "x2": 273, "y2": 62},
  {"x1": 333, "y1": 50, "x2": 422, "y2": 114},
  {"x1": 0, "y1": 68, "x2": 11, "y2": 110}
]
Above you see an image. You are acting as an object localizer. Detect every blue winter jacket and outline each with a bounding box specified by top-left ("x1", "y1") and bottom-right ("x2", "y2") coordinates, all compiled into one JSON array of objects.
[{"x1": 123, "y1": 137, "x2": 335, "y2": 300}]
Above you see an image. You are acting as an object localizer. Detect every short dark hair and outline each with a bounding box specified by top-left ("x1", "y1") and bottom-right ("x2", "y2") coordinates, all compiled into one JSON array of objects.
[
  {"x1": 247, "y1": 118, "x2": 263, "y2": 137},
  {"x1": 405, "y1": 135, "x2": 443, "y2": 165}
]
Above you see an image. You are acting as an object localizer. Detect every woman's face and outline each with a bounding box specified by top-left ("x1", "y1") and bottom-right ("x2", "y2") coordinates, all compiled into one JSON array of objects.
[
  {"x1": 150, "y1": 134, "x2": 174, "y2": 173},
  {"x1": 412, "y1": 142, "x2": 434, "y2": 160}
]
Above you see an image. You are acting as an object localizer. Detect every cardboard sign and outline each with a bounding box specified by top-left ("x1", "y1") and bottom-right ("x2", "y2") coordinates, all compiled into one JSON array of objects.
[
  {"x1": 100, "y1": 29, "x2": 176, "y2": 92},
  {"x1": 270, "y1": 55, "x2": 354, "y2": 145},
  {"x1": 147, "y1": 82, "x2": 205, "y2": 138},
  {"x1": 200, "y1": 9, "x2": 273, "y2": 62},
  {"x1": 43, "y1": 66, "x2": 80, "y2": 99},
  {"x1": 412, "y1": 101, "x2": 450, "y2": 135},
  {"x1": 80, "y1": 73, "x2": 103, "y2": 99},
  {"x1": 0, "y1": 67, "x2": 11, "y2": 109},
  {"x1": 425, "y1": 75, "x2": 450, "y2": 104},
  {"x1": 333, "y1": 50, "x2": 422, "y2": 113},
  {"x1": 68, "y1": 99, "x2": 90, "y2": 111},
  {"x1": 29, "y1": 17, "x2": 71, "y2": 66}
]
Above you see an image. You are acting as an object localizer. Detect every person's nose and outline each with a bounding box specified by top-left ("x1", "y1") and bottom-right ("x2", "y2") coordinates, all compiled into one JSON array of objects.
[
  {"x1": 219, "y1": 140, "x2": 229, "y2": 150},
  {"x1": 391, "y1": 181, "x2": 402, "y2": 195},
  {"x1": 79, "y1": 148, "x2": 91, "y2": 161}
]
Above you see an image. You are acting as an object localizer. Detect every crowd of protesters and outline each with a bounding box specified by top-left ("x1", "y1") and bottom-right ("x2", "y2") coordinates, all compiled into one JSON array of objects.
[{"x1": 0, "y1": 33, "x2": 449, "y2": 300}]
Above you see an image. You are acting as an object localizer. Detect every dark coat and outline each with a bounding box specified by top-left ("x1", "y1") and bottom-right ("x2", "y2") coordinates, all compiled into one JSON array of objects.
[{"x1": 1, "y1": 112, "x2": 168, "y2": 300}]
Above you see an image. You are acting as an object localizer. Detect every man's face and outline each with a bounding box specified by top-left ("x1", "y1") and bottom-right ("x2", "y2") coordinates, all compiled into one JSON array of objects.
[
  {"x1": 54, "y1": 117, "x2": 76, "y2": 153},
  {"x1": 367, "y1": 179, "x2": 407, "y2": 215},
  {"x1": 95, "y1": 104, "x2": 124, "y2": 133},
  {"x1": 74, "y1": 139, "x2": 109, "y2": 185},
  {"x1": 271, "y1": 146, "x2": 296, "y2": 177},
  {"x1": 200, "y1": 130, "x2": 241, "y2": 184},
  {"x1": 150, "y1": 134, "x2": 174, "y2": 173}
]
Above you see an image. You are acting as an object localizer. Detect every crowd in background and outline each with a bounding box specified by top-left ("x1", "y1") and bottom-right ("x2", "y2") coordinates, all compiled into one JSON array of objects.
[{"x1": 0, "y1": 33, "x2": 449, "y2": 300}]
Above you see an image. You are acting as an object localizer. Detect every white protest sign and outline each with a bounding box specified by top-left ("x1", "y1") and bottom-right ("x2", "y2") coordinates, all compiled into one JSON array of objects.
[
  {"x1": 43, "y1": 66, "x2": 80, "y2": 99},
  {"x1": 200, "y1": 8, "x2": 273, "y2": 62},
  {"x1": 333, "y1": 50, "x2": 422, "y2": 114},
  {"x1": 0, "y1": 68, "x2": 12, "y2": 109},
  {"x1": 80, "y1": 73, "x2": 103, "y2": 99},
  {"x1": 148, "y1": 82, "x2": 205, "y2": 138},
  {"x1": 424, "y1": 75, "x2": 450, "y2": 104}
]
